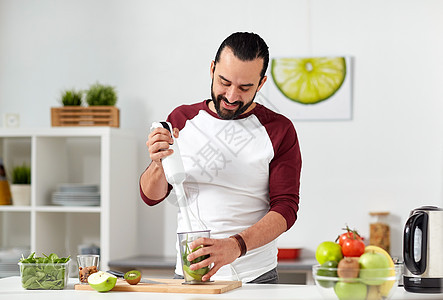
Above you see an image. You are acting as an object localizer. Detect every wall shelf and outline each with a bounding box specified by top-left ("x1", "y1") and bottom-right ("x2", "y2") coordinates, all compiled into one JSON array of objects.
[
  {"x1": 0, "y1": 127, "x2": 138, "y2": 274},
  {"x1": 0, "y1": 206, "x2": 32, "y2": 212},
  {"x1": 33, "y1": 206, "x2": 101, "y2": 213}
]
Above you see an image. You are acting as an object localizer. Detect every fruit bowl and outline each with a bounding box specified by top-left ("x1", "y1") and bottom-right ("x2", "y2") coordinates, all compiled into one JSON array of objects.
[{"x1": 312, "y1": 264, "x2": 402, "y2": 300}]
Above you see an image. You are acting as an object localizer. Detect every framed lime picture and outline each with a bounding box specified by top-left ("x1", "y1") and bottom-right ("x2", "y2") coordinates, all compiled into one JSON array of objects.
[{"x1": 258, "y1": 56, "x2": 353, "y2": 121}]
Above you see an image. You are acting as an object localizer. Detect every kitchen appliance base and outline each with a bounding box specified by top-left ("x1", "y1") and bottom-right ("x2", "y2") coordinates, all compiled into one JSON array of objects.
[{"x1": 404, "y1": 276, "x2": 443, "y2": 293}]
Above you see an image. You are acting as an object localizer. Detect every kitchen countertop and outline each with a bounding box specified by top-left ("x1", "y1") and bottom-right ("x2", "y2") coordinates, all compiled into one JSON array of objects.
[
  {"x1": 109, "y1": 255, "x2": 318, "y2": 270},
  {"x1": 109, "y1": 255, "x2": 177, "y2": 269},
  {"x1": 1, "y1": 276, "x2": 442, "y2": 300},
  {"x1": 109, "y1": 256, "x2": 318, "y2": 284}
]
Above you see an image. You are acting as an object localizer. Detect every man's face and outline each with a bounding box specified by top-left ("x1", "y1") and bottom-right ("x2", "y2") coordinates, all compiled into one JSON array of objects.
[{"x1": 210, "y1": 48, "x2": 267, "y2": 120}]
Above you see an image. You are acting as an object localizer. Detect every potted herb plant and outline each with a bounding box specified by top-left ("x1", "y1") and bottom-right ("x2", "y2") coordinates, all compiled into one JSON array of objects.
[
  {"x1": 10, "y1": 163, "x2": 31, "y2": 206},
  {"x1": 60, "y1": 88, "x2": 83, "y2": 106},
  {"x1": 85, "y1": 82, "x2": 117, "y2": 106},
  {"x1": 51, "y1": 82, "x2": 119, "y2": 127}
]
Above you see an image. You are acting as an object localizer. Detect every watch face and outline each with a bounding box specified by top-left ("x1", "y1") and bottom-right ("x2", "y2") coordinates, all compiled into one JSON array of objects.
[{"x1": 4, "y1": 113, "x2": 20, "y2": 128}]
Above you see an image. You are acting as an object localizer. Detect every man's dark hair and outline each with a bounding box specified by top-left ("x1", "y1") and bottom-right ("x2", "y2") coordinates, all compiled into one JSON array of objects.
[{"x1": 214, "y1": 32, "x2": 269, "y2": 80}]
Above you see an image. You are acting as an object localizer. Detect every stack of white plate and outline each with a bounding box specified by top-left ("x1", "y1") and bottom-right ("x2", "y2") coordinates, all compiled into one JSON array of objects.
[
  {"x1": 0, "y1": 247, "x2": 30, "y2": 263},
  {"x1": 0, "y1": 262, "x2": 19, "y2": 278},
  {"x1": 51, "y1": 184, "x2": 100, "y2": 206},
  {"x1": 0, "y1": 247, "x2": 29, "y2": 278}
]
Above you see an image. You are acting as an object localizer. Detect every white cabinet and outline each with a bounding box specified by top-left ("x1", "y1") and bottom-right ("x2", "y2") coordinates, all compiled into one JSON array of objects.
[{"x1": 0, "y1": 127, "x2": 138, "y2": 273}]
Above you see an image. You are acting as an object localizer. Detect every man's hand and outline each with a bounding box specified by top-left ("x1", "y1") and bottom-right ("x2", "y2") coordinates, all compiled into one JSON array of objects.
[
  {"x1": 140, "y1": 126, "x2": 180, "y2": 201},
  {"x1": 147, "y1": 127, "x2": 179, "y2": 164},
  {"x1": 186, "y1": 237, "x2": 241, "y2": 281},
  {"x1": 183, "y1": 212, "x2": 287, "y2": 281}
]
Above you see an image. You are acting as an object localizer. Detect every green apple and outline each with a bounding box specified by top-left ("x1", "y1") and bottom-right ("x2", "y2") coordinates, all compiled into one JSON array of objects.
[
  {"x1": 88, "y1": 271, "x2": 117, "y2": 292},
  {"x1": 358, "y1": 252, "x2": 390, "y2": 285},
  {"x1": 316, "y1": 260, "x2": 338, "y2": 288},
  {"x1": 334, "y1": 281, "x2": 367, "y2": 300},
  {"x1": 315, "y1": 241, "x2": 343, "y2": 264}
]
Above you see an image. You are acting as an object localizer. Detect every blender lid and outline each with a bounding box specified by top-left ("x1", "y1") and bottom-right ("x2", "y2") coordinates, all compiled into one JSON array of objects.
[{"x1": 413, "y1": 205, "x2": 442, "y2": 211}]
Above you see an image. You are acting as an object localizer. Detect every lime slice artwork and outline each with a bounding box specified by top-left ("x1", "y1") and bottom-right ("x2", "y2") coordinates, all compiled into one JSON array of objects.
[{"x1": 271, "y1": 57, "x2": 347, "y2": 105}]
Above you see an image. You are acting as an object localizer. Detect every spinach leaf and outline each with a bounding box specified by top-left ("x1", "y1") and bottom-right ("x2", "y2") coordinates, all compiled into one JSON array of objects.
[
  {"x1": 181, "y1": 240, "x2": 209, "y2": 280},
  {"x1": 19, "y1": 252, "x2": 70, "y2": 290}
]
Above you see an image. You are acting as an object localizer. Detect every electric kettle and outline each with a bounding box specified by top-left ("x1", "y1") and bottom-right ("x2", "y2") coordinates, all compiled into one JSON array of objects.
[{"x1": 403, "y1": 206, "x2": 443, "y2": 293}]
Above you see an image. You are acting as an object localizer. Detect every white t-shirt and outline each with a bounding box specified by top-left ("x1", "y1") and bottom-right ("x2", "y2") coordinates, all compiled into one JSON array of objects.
[{"x1": 141, "y1": 100, "x2": 301, "y2": 282}]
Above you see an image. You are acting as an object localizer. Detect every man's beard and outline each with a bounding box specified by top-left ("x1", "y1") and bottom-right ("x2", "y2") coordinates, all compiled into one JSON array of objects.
[{"x1": 211, "y1": 81, "x2": 257, "y2": 120}]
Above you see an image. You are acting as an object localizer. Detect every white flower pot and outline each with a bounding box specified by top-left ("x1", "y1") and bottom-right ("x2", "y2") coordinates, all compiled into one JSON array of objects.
[{"x1": 11, "y1": 184, "x2": 31, "y2": 206}]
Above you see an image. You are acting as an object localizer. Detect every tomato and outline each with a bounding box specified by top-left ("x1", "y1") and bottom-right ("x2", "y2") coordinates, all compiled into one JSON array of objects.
[
  {"x1": 337, "y1": 225, "x2": 364, "y2": 246},
  {"x1": 342, "y1": 238, "x2": 365, "y2": 257},
  {"x1": 336, "y1": 225, "x2": 365, "y2": 257},
  {"x1": 337, "y1": 231, "x2": 362, "y2": 247}
]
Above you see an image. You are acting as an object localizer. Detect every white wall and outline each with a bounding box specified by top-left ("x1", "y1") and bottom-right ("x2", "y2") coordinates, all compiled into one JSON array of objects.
[{"x1": 1, "y1": 0, "x2": 442, "y2": 259}]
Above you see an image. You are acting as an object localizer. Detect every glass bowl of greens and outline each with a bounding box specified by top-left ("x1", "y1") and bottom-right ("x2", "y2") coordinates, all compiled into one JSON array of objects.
[
  {"x1": 178, "y1": 230, "x2": 211, "y2": 284},
  {"x1": 18, "y1": 252, "x2": 70, "y2": 290}
]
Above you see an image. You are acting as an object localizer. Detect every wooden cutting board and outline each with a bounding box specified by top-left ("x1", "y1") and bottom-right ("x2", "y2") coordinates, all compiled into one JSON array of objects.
[{"x1": 75, "y1": 278, "x2": 242, "y2": 294}]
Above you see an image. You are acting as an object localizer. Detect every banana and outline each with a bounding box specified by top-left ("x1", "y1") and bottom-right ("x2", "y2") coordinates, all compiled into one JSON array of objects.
[
  {"x1": 366, "y1": 285, "x2": 383, "y2": 300},
  {"x1": 364, "y1": 245, "x2": 396, "y2": 296},
  {"x1": 364, "y1": 246, "x2": 395, "y2": 267}
]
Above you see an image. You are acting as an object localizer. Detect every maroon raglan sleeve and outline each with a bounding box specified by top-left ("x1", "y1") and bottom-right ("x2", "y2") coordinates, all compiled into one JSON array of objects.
[
  {"x1": 264, "y1": 113, "x2": 302, "y2": 230},
  {"x1": 139, "y1": 166, "x2": 173, "y2": 206}
]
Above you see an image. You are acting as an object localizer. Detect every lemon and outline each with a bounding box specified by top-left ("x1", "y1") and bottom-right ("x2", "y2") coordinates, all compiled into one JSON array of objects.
[
  {"x1": 364, "y1": 245, "x2": 395, "y2": 296},
  {"x1": 271, "y1": 57, "x2": 346, "y2": 104}
]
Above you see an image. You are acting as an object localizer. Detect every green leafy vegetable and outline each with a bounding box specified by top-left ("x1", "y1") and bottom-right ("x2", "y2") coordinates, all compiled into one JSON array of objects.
[
  {"x1": 181, "y1": 241, "x2": 209, "y2": 281},
  {"x1": 19, "y1": 252, "x2": 70, "y2": 290}
]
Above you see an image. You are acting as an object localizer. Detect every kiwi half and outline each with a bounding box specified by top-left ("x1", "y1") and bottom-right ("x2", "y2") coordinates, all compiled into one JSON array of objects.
[{"x1": 124, "y1": 270, "x2": 142, "y2": 285}]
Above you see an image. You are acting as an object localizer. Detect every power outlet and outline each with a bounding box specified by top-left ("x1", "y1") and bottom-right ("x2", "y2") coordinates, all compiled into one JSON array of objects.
[{"x1": 3, "y1": 113, "x2": 20, "y2": 128}]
